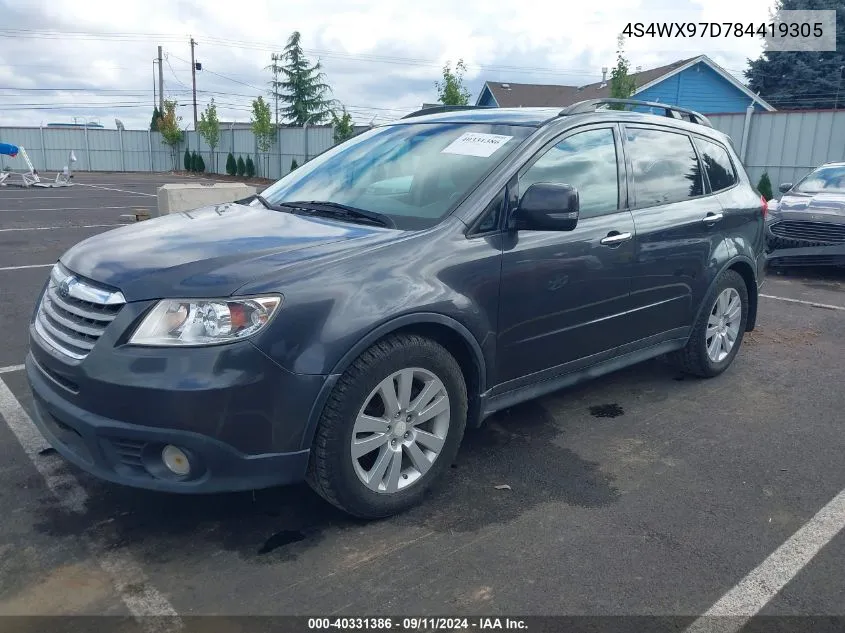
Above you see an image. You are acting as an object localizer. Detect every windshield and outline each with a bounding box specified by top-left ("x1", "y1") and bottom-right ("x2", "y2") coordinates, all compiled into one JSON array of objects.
[
  {"x1": 794, "y1": 165, "x2": 845, "y2": 194},
  {"x1": 259, "y1": 122, "x2": 533, "y2": 229}
]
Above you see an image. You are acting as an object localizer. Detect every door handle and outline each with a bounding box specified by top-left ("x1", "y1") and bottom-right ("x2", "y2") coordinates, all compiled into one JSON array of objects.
[
  {"x1": 600, "y1": 231, "x2": 633, "y2": 246},
  {"x1": 702, "y1": 212, "x2": 724, "y2": 224}
]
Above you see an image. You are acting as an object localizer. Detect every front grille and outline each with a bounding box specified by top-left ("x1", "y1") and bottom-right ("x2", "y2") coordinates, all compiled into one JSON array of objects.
[
  {"x1": 35, "y1": 264, "x2": 125, "y2": 360},
  {"x1": 769, "y1": 220, "x2": 845, "y2": 244}
]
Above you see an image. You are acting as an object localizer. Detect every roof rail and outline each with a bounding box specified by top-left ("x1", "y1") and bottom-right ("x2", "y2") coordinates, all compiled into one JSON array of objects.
[
  {"x1": 401, "y1": 105, "x2": 494, "y2": 119},
  {"x1": 560, "y1": 99, "x2": 713, "y2": 128}
]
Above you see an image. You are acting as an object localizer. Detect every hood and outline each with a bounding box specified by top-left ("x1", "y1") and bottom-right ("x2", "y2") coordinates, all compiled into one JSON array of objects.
[
  {"x1": 61, "y1": 203, "x2": 397, "y2": 300},
  {"x1": 777, "y1": 192, "x2": 845, "y2": 220}
]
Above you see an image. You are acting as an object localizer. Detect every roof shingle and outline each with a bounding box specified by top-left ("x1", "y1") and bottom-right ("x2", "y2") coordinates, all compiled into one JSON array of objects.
[{"x1": 483, "y1": 57, "x2": 698, "y2": 108}]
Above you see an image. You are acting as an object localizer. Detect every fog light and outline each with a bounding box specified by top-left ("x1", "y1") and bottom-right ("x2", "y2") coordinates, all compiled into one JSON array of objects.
[{"x1": 161, "y1": 445, "x2": 190, "y2": 476}]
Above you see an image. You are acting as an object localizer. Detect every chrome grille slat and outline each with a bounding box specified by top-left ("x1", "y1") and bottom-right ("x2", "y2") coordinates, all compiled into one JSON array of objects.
[
  {"x1": 37, "y1": 310, "x2": 95, "y2": 351},
  {"x1": 770, "y1": 221, "x2": 845, "y2": 243},
  {"x1": 46, "y1": 284, "x2": 118, "y2": 322},
  {"x1": 35, "y1": 264, "x2": 125, "y2": 360},
  {"x1": 41, "y1": 297, "x2": 105, "y2": 337}
]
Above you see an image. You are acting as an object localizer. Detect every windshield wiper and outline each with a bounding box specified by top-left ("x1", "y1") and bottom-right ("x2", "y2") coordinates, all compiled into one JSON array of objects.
[
  {"x1": 251, "y1": 193, "x2": 293, "y2": 212},
  {"x1": 283, "y1": 200, "x2": 396, "y2": 228}
]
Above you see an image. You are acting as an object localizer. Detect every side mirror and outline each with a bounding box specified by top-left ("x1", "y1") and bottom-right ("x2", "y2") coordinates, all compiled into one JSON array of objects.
[
  {"x1": 778, "y1": 182, "x2": 793, "y2": 193},
  {"x1": 516, "y1": 183, "x2": 579, "y2": 231}
]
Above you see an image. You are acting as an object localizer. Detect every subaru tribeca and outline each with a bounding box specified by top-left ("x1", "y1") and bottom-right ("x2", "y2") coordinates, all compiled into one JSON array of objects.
[{"x1": 26, "y1": 100, "x2": 767, "y2": 518}]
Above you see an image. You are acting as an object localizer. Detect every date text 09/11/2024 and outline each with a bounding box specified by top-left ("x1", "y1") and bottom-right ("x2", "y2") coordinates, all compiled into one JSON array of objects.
[{"x1": 307, "y1": 617, "x2": 528, "y2": 630}]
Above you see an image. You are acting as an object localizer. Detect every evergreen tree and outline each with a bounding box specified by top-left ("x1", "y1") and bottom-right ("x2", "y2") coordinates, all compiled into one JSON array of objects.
[
  {"x1": 184, "y1": 148, "x2": 192, "y2": 172},
  {"x1": 245, "y1": 156, "x2": 255, "y2": 178},
  {"x1": 150, "y1": 106, "x2": 162, "y2": 131},
  {"x1": 758, "y1": 172, "x2": 774, "y2": 200},
  {"x1": 279, "y1": 31, "x2": 335, "y2": 125},
  {"x1": 290, "y1": 158, "x2": 299, "y2": 172},
  {"x1": 191, "y1": 151, "x2": 199, "y2": 172},
  {"x1": 226, "y1": 152, "x2": 237, "y2": 176},
  {"x1": 746, "y1": 0, "x2": 845, "y2": 109},
  {"x1": 237, "y1": 156, "x2": 246, "y2": 177}
]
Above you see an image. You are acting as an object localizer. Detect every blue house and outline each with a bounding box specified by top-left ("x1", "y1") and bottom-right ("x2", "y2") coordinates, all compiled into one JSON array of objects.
[{"x1": 475, "y1": 55, "x2": 775, "y2": 113}]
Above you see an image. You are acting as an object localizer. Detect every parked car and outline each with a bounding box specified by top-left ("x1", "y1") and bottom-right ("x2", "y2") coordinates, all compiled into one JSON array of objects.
[
  {"x1": 767, "y1": 162, "x2": 845, "y2": 267},
  {"x1": 25, "y1": 100, "x2": 767, "y2": 518}
]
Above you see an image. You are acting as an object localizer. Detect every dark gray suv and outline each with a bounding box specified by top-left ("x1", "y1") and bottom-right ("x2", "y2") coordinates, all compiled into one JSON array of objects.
[{"x1": 26, "y1": 99, "x2": 767, "y2": 518}]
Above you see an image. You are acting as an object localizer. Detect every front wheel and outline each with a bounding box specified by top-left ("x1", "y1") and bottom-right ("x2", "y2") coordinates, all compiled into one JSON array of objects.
[
  {"x1": 671, "y1": 269, "x2": 749, "y2": 378},
  {"x1": 306, "y1": 334, "x2": 467, "y2": 518}
]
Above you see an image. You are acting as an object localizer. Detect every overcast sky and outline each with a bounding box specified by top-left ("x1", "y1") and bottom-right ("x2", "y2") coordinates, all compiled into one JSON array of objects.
[{"x1": 0, "y1": 0, "x2": 775, "y2": 130}]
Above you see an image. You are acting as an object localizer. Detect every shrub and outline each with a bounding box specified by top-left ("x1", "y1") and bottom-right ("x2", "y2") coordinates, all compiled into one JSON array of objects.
[
  {"x1": 190, "y1": 151, "x2": 199, "y2": 172},
  {"x1": 290, "y1": 158, "x2": 299, "y2": 172},
  {"x1": 236, "y1": 156, "x2": 246, "y2": 177},
  {"x1": 197, "y1": 154, "x2": 206, "y2": 173},
  {"x1": 245, "y1": 156, "x2": 255, "y2": 178},
  {"x1": 225, "y1": 153, "x2": 236, "y2": 176},
  {"x1": 757, "y1": 172, "x2": 773, "y2": 200},
  {"x1": 184, "y1": 148, "x2": 192, "y2": 172}
]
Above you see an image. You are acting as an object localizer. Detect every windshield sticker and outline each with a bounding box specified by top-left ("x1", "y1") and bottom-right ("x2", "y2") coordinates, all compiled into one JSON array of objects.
[{"x1": 441, "y1": 133, "x2": 514, "y2": 158}]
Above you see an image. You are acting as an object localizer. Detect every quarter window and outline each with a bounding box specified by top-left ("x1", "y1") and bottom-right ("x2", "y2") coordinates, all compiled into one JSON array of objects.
[
  {"x1": 693, "y1": 137, "x2": 737, "y2": 192},
  {"x1": 626, "y1": 128, "x2": 703, "y2": 206},
  {"x1": 519, "y1": 128, "x2": 619, "y2": 219}
]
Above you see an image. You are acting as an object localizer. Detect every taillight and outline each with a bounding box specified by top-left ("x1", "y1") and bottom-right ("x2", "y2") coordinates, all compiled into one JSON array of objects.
[{"x1": 760, "y1": 195, "x2": 768, "y2": 219}]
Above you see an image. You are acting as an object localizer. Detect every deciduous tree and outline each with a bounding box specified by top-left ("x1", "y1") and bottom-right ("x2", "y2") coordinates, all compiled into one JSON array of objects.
[{"x1": 435, "y1": 60, "x2": 471, "y2": 106}]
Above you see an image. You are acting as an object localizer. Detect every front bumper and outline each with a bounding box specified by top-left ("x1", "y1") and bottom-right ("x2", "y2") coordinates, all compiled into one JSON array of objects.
[
  {"x1": 766, "y1": 243, "x2": 845, "y2": 267},
  {"x1": 766, "y1": 216, "x2": 845, "y2": 267},
  {"x1": 26, "y1": 320, "x2": 329, "y2": 492}
]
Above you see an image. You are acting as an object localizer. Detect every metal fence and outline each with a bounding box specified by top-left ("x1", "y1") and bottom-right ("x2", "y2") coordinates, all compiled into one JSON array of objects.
[
  {"x1": 4, "y1": 111, "x2": 845, "y2": 191},
  {"x1": 709, "y1": 109, "x2": 845, "y2": 193},
  {"x1": 0, "y1": 124, "x2": 341, "y2": 180}
]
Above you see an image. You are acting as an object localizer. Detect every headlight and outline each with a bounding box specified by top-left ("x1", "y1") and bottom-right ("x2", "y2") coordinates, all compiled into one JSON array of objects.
[{"x1": 128, "y1": 296, "x2": 282, "y2": 346}]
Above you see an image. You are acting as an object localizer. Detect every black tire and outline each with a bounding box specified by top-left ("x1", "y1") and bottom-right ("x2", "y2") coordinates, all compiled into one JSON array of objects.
[
  {"x1": 670, "y1": 269, "x2": 749, "y2": 378},
  {"x1": 306, "y1": 334, "x2": 467, "y2": 518}
]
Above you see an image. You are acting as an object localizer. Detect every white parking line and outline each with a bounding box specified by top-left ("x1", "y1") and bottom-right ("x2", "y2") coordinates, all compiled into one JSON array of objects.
[
  {"x1": 77, "y1": 183, "x2": 157, "y2": 197},
  {"x1": 0, "y1": 264, "x2": 53, "y2": 271},
  {"x1": 0, "y1": 223, "x2": 128, "y2": 233},
  {"x1": 685, "y1": 488, "x2": 845, "y2": 633},
  {"x1": 760, "y1": 294, "x2": 845, "y2": 311},
  {"x1": 0, "y1": 364, "x2": 24, "y2": 374},
  {"x1": 0, "y1": 206, "x2": 139, "y2": 212},
  {"x1": 0, "y1": 377, "x2": 181, "y2": 629}
]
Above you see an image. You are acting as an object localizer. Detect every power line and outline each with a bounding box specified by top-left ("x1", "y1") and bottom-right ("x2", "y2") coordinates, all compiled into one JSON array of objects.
[{"x1": 163, "y1": 53, "x2": 189, "y2": 89}]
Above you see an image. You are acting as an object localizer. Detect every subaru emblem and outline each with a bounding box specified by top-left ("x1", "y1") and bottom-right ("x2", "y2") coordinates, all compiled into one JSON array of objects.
[{"x1": 58, "y1": 276, "x2": 74, "y2": 299}]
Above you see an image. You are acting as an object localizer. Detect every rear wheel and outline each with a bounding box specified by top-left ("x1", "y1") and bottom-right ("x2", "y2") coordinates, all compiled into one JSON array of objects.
[
  {"x1": 671, "y1": 269, "x2": 748, "y2": 377},
  {"x1": 306, "y1": 334, "x2": 467, "y2": 518}
]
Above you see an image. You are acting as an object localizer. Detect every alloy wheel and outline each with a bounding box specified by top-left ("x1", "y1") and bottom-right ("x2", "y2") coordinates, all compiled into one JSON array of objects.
[
  {"x1": 706, "y1": 287, "x2": 742, "y2": 363},
  {"x1": 350, "y1": 367, "x2": 450, "y2": 494}
]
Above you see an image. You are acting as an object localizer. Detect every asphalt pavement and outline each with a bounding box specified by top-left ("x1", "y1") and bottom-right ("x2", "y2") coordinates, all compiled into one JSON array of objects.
[{"x1": 0, "y1": 173, "x2": 844, "y2": 628}]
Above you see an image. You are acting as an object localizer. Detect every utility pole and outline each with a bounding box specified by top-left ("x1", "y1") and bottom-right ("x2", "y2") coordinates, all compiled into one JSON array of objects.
[
  {"x1": 190, "y1": 37, "x2": 198, "y2": 129},
  {"x1": 157, "y1": 46, "x2": 164, "y2": 113},
  {"x1": 270, "y1": 53, "x2": 282, "y2": 128}
]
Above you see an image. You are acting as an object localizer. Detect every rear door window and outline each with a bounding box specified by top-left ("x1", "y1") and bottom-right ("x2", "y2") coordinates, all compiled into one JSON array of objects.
[
  {"x1": 693, "y1": 137, "x2": 737, "y2": 192},
  {"x1": 625, "y1": 127, "x2": 703, "y2": 207}
]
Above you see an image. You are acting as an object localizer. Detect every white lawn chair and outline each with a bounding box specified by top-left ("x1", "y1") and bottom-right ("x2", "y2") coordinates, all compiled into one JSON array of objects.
[{"x1": 33, "y1": 150, "x2": 76, "y2": 188}]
